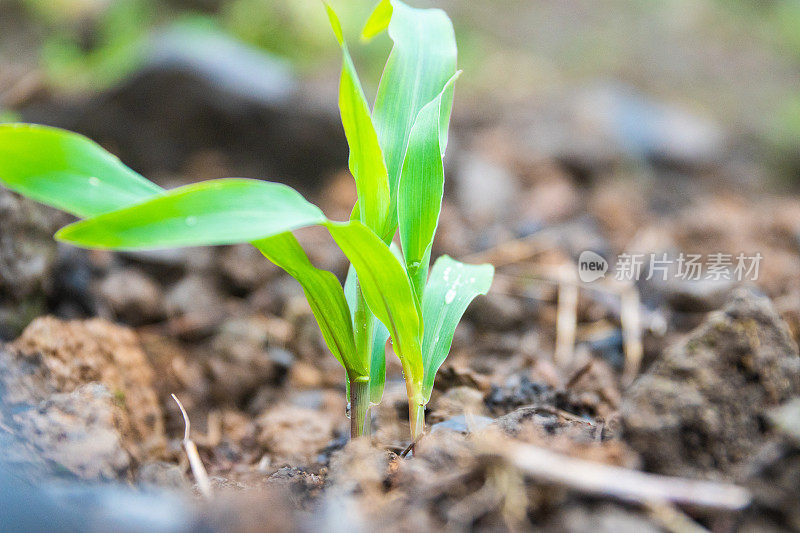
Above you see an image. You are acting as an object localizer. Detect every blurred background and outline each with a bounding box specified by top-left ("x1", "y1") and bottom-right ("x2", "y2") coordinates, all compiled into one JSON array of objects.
[
  {"x1": 2, "y1": 1, "x2": 800, "y2": 531},
  {"x1": 2, "y1": 0, "x2": 799, "y2": 181}
]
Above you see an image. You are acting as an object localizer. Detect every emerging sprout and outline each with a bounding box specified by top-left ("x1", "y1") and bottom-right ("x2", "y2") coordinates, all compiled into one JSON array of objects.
[{"x1": 0, "y1": 0, "x2": 493, "y2": 441}]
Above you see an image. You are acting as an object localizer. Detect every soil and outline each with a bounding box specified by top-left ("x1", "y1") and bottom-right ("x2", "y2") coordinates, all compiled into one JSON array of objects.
[{"x1": 2, "y1": 209, "x2": 799, "y2": 531}]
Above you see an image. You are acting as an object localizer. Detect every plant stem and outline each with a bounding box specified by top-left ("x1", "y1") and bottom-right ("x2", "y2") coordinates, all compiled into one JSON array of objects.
[
  {"x1": 349, "y1": 279, "x2": 374, "y2": 439},
  {"x1": 408, "y1": 399, "x2": 425, "y2": 441},
  {"x1": 405, "y1": 376, "x2": 426, "y2": 441},
  {"x1": 349, "y1": 375, "x2": 371, "y2": 438}
]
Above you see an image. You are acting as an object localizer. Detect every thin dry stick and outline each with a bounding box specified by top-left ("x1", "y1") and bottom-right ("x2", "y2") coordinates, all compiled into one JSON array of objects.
[
  {"x1": 504, "y1": 442, "x2": 750, "y2": 510},
  {"x1": 620, "y1": 284, "x2": 643, "y2": 387},
  {"x1": 554, "y1": 264, "x2": 578, "y2": 369},
  {"x1": 645, "y1": 501, "x2": 711, "y2": 533},
  {"x1": 172, "y1": 394, "x2": 212, "y2": 499},
  {"x1": 400, "y1": 431, "x2": 425, "y2": 458}
]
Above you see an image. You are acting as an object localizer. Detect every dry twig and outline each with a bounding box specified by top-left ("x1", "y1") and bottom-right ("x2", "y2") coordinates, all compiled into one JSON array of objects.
[
  {"x1": 620, "y1": 284, "x2": 643, "y2": 387},
  {"x1": 502, "y1": 441, "x2": 750, "y2": 511},
  {"x1": 645, "y1": 501, "x2": 711, "y2": 533},
  {"x1": 554, "y1": 264, "x2": 578, "y2": 369},
  {"x1": 172, "y1": 393, "x2": 212, "y2": 499}
]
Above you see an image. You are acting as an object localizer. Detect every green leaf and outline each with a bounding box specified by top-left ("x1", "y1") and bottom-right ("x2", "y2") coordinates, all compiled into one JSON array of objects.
[
  {"x1": 361, "y1": 0, "x2": 392, "y2": 41},
  {"x1": 398, "y1": 73, "x2": 460, "y2": 298},
  {"x1": 324, "y1": 2, "x2": 391, "y2": 237},
  {"x1": 372, "y1": 1, "x2": 457, "y2": 211},
  {"x1": 0, "y1": 123, "x2": 163, "y2": 217},
  {"x1": 55, "y1": 178, "x2": 326, "y2": 249},
  {"x1": 327, "y1": 220, "x2": 424, "y2": 398},
  {"x1": 253, "y1": 233, "x2": 363, "y2": 376},
  {"x1": 421, "y1": 255, "x2": 493, "y2": 402}
]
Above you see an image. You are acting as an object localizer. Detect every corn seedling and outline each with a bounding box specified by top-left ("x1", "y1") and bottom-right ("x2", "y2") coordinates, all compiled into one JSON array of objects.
[{"x1": 0, "y1": 0, "x2": 493, "y2": 440}]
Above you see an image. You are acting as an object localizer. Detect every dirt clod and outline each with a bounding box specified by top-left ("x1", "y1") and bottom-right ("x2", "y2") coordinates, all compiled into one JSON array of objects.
[
  {"x1": 622, "y1": 288, "x2": 800, "y2": 478},
  {"x1": 4, "y1": 317, "x2": 165, "y2": 465}
]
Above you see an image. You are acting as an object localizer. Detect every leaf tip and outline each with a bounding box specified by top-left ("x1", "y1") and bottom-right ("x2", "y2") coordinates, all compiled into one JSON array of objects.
[
  {"x1": 53, "y1": 224, "x2": 75, "y2": 244},
  {"x1": 361, "y1": 0, "x2": 392, "y2": 41},
  {"x1": 323, "y1": 1, "x2": 344, "y2": 46}
]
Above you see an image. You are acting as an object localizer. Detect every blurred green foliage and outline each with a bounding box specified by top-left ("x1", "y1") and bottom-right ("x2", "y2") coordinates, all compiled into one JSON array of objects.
[
  {"x1": 18, "y1": 0, "x2": 390, "y2": 91},
  {"x1": 31, "y1": 0, "x2": 154, "y2": 89}
]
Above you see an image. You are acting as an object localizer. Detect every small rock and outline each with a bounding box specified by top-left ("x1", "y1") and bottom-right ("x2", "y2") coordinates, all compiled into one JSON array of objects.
[
  {"x1": 265, "y1": 466, "x2": 325, "y2": 504},
  {"x1": 493, "y1": 405, "x2": 564, "y2": 437},
  {"x1": 164, "y1": 275, "x2": 225, "y2": 338},
  {"x1": 137, "y1": 461, "x2": 189, "y2": 490},
  {"x1": 431, "y1": 414, "x2": 494, "y2": 434},
  {"x1": 217, "y1": 244, "x2": 279, "y2": 293},
  {"x1": 428, "y1": 386, "x2": 487, "y2": 424},
  {"x1": 660, "y1": 277, "x2": 736, "y2": 313},
  {"x1": 211, "y1": 316, "x2": 273, "y2": 365},
  {"x1": 433, "y1": 365, "x2": 492, "y2": 393},
  {"x1": 288, "y1": 361, "x2": 323, "y2": 389},
  {"x1": 485, "y1": 376, "x2": 555, "y2": 415},
  {"x1": 13, "y1": 383, "x2": 131, "y2": 480},
  {"x1": 269, "y1": 347, "x2": 295, "y2": 371},
  {"x1": 207, "y1": 316, "x2": 289, "y2": 405},
  {"x1": 96, "y1": 268, "x2": 164, "y2": 325},
  {"x1": 257, "y1": 405, "x2": 334, "y2": 465},
  {"x1": 466, "y1": 292, "x2": 525, "y2": 331}
]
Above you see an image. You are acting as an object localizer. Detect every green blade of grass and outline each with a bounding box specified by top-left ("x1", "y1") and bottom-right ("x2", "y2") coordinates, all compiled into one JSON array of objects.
[
  {"x1": 324, "y1": 2, "x2": 391, "y2": 237},
  {"x1": 369, "y1": 1, "x2": 457, "y2": 214},
  {"x1": 397, "y1": 73, "x2": 460, "y2": 299},
  {"x1": 421, "y1": 255, "x2": 493, "y2": 402},
  {"x1": 254, "y1": 233, "x2": 364, "y2": 377},
  {"x1": 0, "y1": 123, "x2": 163, "y2": 217},
  {"x1": 328, "y1": 220, "x2": 424, "y2": 400},
  {"x1": 55, "y1": 178, "x2": 326, "y2": 249}
]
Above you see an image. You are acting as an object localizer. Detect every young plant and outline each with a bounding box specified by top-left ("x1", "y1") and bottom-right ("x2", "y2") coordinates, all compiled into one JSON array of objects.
[{"x1": 0, "y1": 0, "x2": 493, "y2": 441}]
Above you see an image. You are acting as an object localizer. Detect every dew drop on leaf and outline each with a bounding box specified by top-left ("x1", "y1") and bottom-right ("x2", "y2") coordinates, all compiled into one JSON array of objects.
[
  {"x1": 445, "y1": 289, "x2": 456, "y2": 304},
  {"x1": 88, "y1": 176, "x2": 100, "y2": 186},
  {"x1": 185, "y1": 216, "x2": 198, "y2": 226}
]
